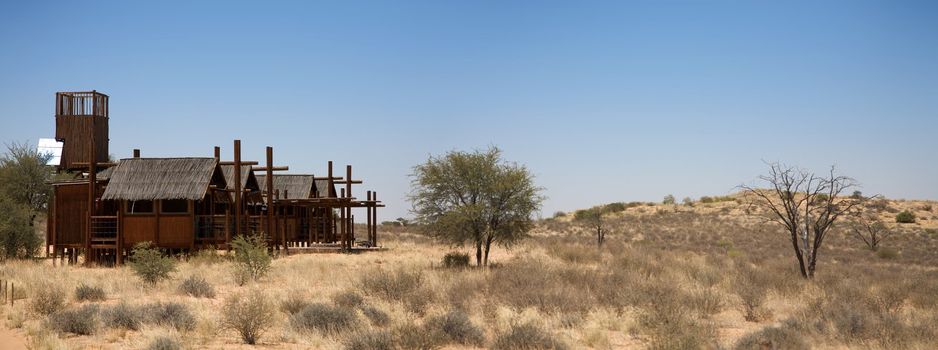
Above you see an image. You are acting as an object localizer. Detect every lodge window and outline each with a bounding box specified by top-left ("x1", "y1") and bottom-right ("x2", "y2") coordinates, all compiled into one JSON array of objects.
[
  {"x1": 161, "y1": 199, "x2": 190, "y2": 214},
  {"x1": 127, "y1": 200, "x2": 154, "y2": 214}
]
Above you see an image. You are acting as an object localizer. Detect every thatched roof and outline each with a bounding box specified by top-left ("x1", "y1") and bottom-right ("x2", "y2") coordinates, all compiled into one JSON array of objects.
[
  {"x1": 315, "y1": 179, "x2": 336, "y2": 198},
  {"x1": 221, "y1": 164, "x2": 260, "y2": 192},
  {"x1": 256, "y1": 174, "x2": 316, "y2": 201},
  {"x1": 101, "y1": 158, "x2": 225, "y2": 201}
]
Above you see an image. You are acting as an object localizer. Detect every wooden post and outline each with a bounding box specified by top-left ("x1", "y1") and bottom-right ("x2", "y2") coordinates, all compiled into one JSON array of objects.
[
  {"x1": 373, "y1": 191, "x2": 378, "y2": 247},
  {"x1": 366, "y1": 191, "x2": 372, "y2": 247},
  {"x1": 346, "y1": 165, "x2": 352, "y2": 251},
  {"x1": 340, "y1": 188, "x2": 346, "y2": 251},
  {"x1": 265, "y1": 147, "x2": 275, "y2": 250},
  {"x1": 233, "y1": 140, "x2": 242, "y2": 242},
  {"x1": 85, "y1": 111, "x2": 96, "y2": 266}
]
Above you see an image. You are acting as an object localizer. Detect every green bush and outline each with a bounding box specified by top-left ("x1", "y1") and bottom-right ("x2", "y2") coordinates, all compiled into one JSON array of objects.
[
  {"x1": 552, "y1": 211, "x2": 566, "y2": 218},
  {"x1": 682, "y1": 197, "x2": 694, "y2": 206},
  {"x1": 896, "y1": 210, "x2": 916, "y2": 223},
  {"x1": 178, "y1": 275, "x2": 215, "y2": 298},
  {"x1": 129, "y1": 242, "x2": 176, "y2": 285},
  {"x1": 441, "y1": 252, "x2": 470, "y2": 269},
  {"x1": 48, "y1": 304, "x2": 99, "y2": 335},
  {"x1": 603, "y1": 202, "x2": 627, "y2": 213},
  {"x1": 663, "y1": 194, "x2": 676, "y2": 205},
  {"x1": 492, "y1": 321, "x2": 567, "y2": 350},
  {"x1": 74, "y1": 284, "x2": 107, "y2": 302},
  {"x1": 222, "y1": 292, "x2": 276, "y2": 345},
  {"x1": 147, "y1": 335, "x2": 182, "y2": 350},
  {"x1": 700, "y1": 196, "x2": 714, "y2": 203},
  {"x1": 424, "y1": 310, "x2": 485, "y2": 346},
  {"x1": 0, "y1": 198, "x2": 42, "y2": 259},
  {"x1": 290, "y1": 303, "x2": 358, "y2": 334},
  {"x1": 231, "y1": 234, "x2": 272, "y2": 285}
]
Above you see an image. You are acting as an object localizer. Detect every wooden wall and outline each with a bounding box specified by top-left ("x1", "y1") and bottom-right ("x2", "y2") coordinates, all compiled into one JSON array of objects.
[
  {"x1": 55, "y1": 115, "x2": 109, "y2": 170},
  {"x1": 51, "y1": 184, "x2": 87, "y2": 246}
]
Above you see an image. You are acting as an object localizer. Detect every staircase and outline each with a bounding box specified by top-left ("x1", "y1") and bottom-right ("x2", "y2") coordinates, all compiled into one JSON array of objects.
[{"x1": 89, "y1": 216, "x2": 119, "y2": 265}]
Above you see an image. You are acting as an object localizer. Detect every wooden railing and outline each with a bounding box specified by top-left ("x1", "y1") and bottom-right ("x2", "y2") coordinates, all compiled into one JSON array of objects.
[
  {"x1": 90, "y1": 216, "x2": 118, "y2": 246},
  {"x1": 56, "y1": 91, "x2": 108, "y2": 117},
  {"x1": 196, "y1": 215, "x2": 228, "y2": 244}
]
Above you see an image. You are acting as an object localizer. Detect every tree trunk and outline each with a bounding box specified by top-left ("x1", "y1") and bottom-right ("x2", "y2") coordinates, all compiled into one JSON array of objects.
[
  {"x1": 483, "y1": 237, "x2": 493, "y2": 267},
  {"x1": 790, "y1": 230, "x2": 808, "y2": 279},
  {"x1": 596, "y1": 227, "x2": 604, "y2": 248},
  {"x1": 475, "y1": 241, "x2": 483, "y2": 267}
]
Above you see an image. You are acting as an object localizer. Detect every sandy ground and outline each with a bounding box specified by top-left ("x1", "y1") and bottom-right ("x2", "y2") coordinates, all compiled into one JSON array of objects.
[{"x1": 0, "y1": 325, "x2": 27, "y2": 350}]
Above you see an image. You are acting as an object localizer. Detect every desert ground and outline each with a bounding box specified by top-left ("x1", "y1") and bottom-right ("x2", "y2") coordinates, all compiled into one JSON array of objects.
[{"x1": 2, "y1": 195, "x2": 938, "y2": 349}]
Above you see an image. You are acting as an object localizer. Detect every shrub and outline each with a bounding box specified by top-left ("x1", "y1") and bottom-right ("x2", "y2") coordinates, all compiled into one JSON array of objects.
[
  {"x1": 360, "y1": 305, "x2": 390, "y2": 327},
  {"x1": 424, "y1": 310, "x2": 485, "y2": 346},
  {"x1": 0, "y1": 197, "x2": 43, "y2": 259},
  {"x1": 492, "y1": 321, "x2": 567, "y2": 350},
  {"x1": 877, "y1": 247, "x2": 899, "y2": 260},
  {"x1": 552, "y1": 211, "x2": 566, "y2": 218},
  {"x1": 222, "y1": 292, "x2": 275, "y2": 345},
  {"x1": 101, "y1": 302, "x2": 144, "y2": 330},
  {"x1": 662, "y1": 194, "x2": 676, "y2": 205},
  {"x1": 178, "y1": 275, "x2": 215, "y2": 298},
  {"x1": 360, "y1": 268, "x2": 433, "y2": 314},
  {"x1": 896, "y1": 210, "x2": 916, "y2": 223},
  {"x1": 734, "y1": 326, "x2": 808, "y2": 350},
  {"x1": 682, "y1": 197, "x2": 694, "y2": 206},
  {"x1": 280, "y1": 294, "x2": 310, "y2": 315},
  {"x1": 344, "y1": 330, "x2": 394, "y2": 350},
  {"x1": 48, "y1": 304, "x2": 99, "y2": 335},
  {"x1": 688, "y1": 288, "x2": 724, "y2": 317},
  {"x1": 290, "y1": 303, "x2": 358, "y2": 334},
  {"x1": 700, "y1": 196, "x2": 714, "y2": 204},
  {"x1": 231, "y1": 234, "x2": 272, "y2": 284},
  {"x1": 143, "y1": 302, "x2": 196, "y2": 331},
  {"x1": 923, "y1": 204, "x2": 933, "y2": 212},
  {"x1": 603, "y1": 202, "x2": 627, "y2": 213},
  {"x1": 735, "y1": 267, "x2": 772, "y2": 322},
  {"x1": 393, "y1": 322, "x2": 442, "y2": 350},
  {"x1": 129, "y1": 242, "x2": 176, "y2": 285},
  {"x1": 441, "y1": 252, "x2": 470, "y2": 269},
  {"x1": 147, "y1": 335, "x2": 182, "y2": 350},
  {"x1": 74, "y1": 284, "x2": 106, "y2": 302},
  {"x1": 31, "y1": 284, "x2": 66, "y2": 315},
  {"x1": 332, "y1": 290, "x2": 365, "y2": 308}
]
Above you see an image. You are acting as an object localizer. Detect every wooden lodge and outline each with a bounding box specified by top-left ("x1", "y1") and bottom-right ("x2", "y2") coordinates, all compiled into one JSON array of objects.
[{"x1": 45, "y1": 91, "x2": 384, "y2": 266}]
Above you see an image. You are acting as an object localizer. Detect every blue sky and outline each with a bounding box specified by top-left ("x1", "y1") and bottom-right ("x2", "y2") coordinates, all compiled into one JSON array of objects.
[{"x1": 1, "y1": 1, "x2": 936, "y2": 220}]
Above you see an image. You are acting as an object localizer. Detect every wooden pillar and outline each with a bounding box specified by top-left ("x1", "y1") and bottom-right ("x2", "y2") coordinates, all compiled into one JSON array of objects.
[
  {"x1": 373, "y1": 191, "x2": 378, "y2": 247},
  {"x1": 265, "y1": 147, "x2": 276, "y2": 251},
  {"x1": 366, "y1": 191, "x2": 372, "y2": 247},
  {"x1": 340, "y1": 188, "x2": 346, "y2": 250},
  {"x1": 233, "y1": 140, "x2": 242, "y2": 242},
  {"x1": 85, "y1": 113, "x2": 96, "y2": 266},
  {"x1": 346, "y1": 165, "x2": 352, "y2": 250}
]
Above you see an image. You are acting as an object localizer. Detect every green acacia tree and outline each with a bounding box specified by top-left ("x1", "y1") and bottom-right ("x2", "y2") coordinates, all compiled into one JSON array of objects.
[{"x1": 410, "y1": 147, "x2": 544, "y2": 267}]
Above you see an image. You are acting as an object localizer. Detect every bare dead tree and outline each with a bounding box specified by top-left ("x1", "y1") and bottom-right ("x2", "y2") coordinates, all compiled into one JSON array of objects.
[
  {"x1": 574, "y1": 207, "x2": 605, "y2": 248},
  {"x1": 851, "y1": 197, "x2": 893, "y2": 251},
  {"x1": 740, "y1": 163, "x2": 861, "y2": 279}
]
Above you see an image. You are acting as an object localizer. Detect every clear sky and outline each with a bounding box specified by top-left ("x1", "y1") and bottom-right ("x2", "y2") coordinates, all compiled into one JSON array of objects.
[{"x1": 1, "y1": 1, "x2": 936, "y2": 221}]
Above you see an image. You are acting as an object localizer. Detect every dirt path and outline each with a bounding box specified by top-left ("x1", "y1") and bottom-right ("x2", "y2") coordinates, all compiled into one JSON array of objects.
[{"x1": 0, "y1": 325, "x2": 28, "y2": 350}]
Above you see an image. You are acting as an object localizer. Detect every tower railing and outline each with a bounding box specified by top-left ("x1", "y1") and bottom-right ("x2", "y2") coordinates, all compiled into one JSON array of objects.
[{"x1": 55, "y1": 91, "x2": 109, "y2": 117}]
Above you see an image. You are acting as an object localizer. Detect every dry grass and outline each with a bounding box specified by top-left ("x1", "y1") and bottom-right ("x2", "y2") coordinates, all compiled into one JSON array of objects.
[{"x1": 2, "y1": 197, "x2": 938, "y2": 349}]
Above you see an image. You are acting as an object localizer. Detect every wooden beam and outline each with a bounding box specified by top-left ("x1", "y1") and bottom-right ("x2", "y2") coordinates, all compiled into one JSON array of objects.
[
  {"x1": 219, "y1": 161, "x2": 259, "y2": 166},
  {"x1": 252, "y1": 166, "x2": 289, "y2": 171}
]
